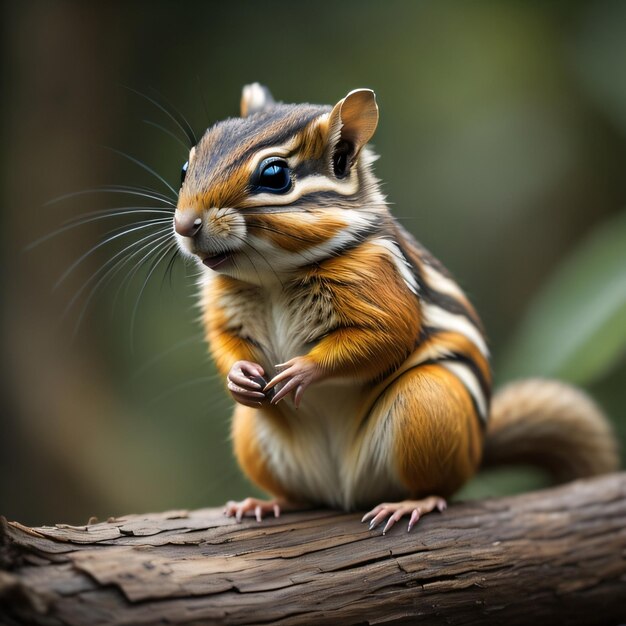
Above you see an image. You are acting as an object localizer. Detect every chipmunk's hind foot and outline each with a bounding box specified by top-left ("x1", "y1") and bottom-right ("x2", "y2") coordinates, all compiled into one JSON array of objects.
[
  {"x1": 362, "y1": 496, "x2": 447, "y2": 535},
  {"x1": 224, "y1": 497, "x2": 282, "y2": 522}
]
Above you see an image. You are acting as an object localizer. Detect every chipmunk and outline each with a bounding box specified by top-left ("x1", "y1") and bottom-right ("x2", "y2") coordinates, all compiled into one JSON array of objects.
[{"x1": 174, "y1": 83, "x2": 619, "y2": 533}]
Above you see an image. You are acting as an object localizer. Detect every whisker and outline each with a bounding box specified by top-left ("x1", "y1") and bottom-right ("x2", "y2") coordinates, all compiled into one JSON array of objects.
[
  {"x1": 160, "y1": 244, "x2": 181, "y2": 292},
  {"x1": 63, "y1": 207, "x2": 173, "y2": 223},
  {"x1": 124, "y1": 85, "x2": 196, "y2": 147},
  {"x1": 185, "y1": 265, "x2": 205, "y2": 281},
  {"x1": 64, "y1": 227, "x2": 172, "y2": 309},
  {"x1": 103, "y1": 146, "x2": 179, "y2": 198},
  {"x1": 26, "y1": 208, "x2": 173, "y2": 251},
  {"x1": 229, "y1": 236, "x2": 266, "y2": 288},
  {"x1": 45, "y1": 185, "x2": 176, "y2": 207},
  {"x1": 115, "y1": 232, "x2": 175, "y2": 309},
  {"x1": 230, "y1": 233, "x2": 284, "y2": 290},
  {"x1": 143, "y1": 119, "x2": 190, "y2": 154},
  {"x1": 146, "y1": 86, "x2": 198, "y2": 145},
  {"x1": 70, "y1": 231, "x2": 174, "y2": 341},
  {"x1": 54, "y1": 219, "x2": 172, "y2": 288},
  {"x1": 129, "y1": 239, "x2": 180, "y2": 349},
  {"x1": 64, "y1": 228, "x2": 172, "y2": 326}
]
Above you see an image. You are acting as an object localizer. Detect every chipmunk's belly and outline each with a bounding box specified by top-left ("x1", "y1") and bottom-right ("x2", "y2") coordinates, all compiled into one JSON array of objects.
[
  {"x1": 256, "y1": 378, "x2": 407, "y2": 510},
  {"x1": 254, "y1": 291, "x2": 407, "y2": 509}
]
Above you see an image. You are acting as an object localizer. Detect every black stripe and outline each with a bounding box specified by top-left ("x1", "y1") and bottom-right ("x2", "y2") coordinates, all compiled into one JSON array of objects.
[
  {"x1": 420, "y1": 282, "x2": 484, "y2": 330},
  {"x1": 226, "y1": 105, "x2": 328, "y2": 171},
  {"x1": 414, "y1": 327, "x2": 492, "y2": 400},
  {"x1": 293, "y1": 190, "x2": 360, "y2": 208},
  {"x1": 389, "y1": 228, "x2": 424, "y2": 288},
  {"x1": 356, "y1": 359, "x2": 487, "y2": 436},
  {"x1": 191, "y1": 104, "x2": 328, "y2": 187},
  {"x1": 448, "y1": 352, "x2": 492, "y2": 404},
  {"x1": 293, "y1": 217, "x2": 383, "y2": 267},
  {"x1": 391, "y1": 223, "x2": 485, "y2": 333}
]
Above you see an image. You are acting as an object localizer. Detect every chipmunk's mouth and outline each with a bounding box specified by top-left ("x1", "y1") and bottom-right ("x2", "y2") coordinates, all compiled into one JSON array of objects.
[{"x1": 202, "y1": 252, "x2": 231, "y2": 269}]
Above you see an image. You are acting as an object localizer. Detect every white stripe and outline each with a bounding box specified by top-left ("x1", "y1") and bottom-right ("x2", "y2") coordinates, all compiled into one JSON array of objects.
[
  {"x1": 421, "y1": 303, "x2": 489, "y2": 357},
  {"x1": 421, "y1": 262, "x2": 465, "y2": 300},
  {"x1": 442, "y1": 361, "x2": 488, "y2": 422},
  {"x1": 247, "y1": 140, "x2": 299, "y2": 171},
  {"x1": 241, "y1": 172, "x2": 360, "y2": 208},
  {"x1": 243, "y1": 209, "x2": 377, "y2": 271},
  {"x1": 297, "y1": 210, "x2": 377, "y2": 262},
  {"x1": 371, "y1": 238, "x2": 419, "y2": 294}
]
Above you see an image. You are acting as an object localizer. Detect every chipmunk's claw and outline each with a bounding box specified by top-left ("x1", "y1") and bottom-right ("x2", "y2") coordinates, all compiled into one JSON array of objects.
[
  {"x1": 224, "y1": 497, "x2": 281, "y2": 523},
  {"x1": 362, "y1": 497, "x2": 447, "y2": 534},
  {"x1": 265, "y1": 357, "x2": 322, "y2": 407},
  {"x1": 227, "y1": 361, "x2": 274, "y2": 407}
]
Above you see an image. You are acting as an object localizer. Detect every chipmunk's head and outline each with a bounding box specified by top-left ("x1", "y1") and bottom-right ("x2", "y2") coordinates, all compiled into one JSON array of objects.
[{"x1": 174, "y1": 83, "x2": 385, "y2": 283}]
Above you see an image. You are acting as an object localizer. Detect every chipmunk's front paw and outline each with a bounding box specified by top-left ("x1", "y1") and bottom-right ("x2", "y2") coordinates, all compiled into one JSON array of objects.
[
  {"x1": 227, "y1": 361, "x2": 273, "y2": 407},
  {"x1": 362, "y1": 496, "x2": 447, "y2": 535},
  {"x1": 265, "y1": 357, "x2": 322, "y2": 407}
]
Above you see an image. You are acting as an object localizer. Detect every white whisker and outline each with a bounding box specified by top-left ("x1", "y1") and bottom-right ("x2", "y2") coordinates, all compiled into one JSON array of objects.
[
  {"x1": 45, "y1": 185, "x2": 176, "y2": 207},
  {"x1": 64, "y1": 229, "x2": 172, "y2": 323},
  {"x1": 124, "y1": 85, "x2": 196, "y2": 147},
  {"x1": 130, "y1": 240, "x2": 180, "y2": 350},
  {"x1": 54, "y1": 218, "x2": 172, "y2": 289},
  {"x1": 143, "y1": 119, "x2": 190, "y2": 153},
  {"x1": 103, "y1": 147, "x2": 179, "y2": 198},
  {"x1": 26, "y1": 209, "x2": 172, "y2": 251},
  {"x1": 117, "y1": 234, "x2": 175, "y2": 307}
]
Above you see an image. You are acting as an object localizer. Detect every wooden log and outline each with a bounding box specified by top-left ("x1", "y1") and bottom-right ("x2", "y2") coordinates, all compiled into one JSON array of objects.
[{"x1": 1, "y1": 473, "x2": 625, "y2": 625}]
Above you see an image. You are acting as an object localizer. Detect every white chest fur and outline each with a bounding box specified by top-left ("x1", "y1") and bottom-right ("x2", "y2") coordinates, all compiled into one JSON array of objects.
[
  {"x1": 256, "y1": 379, "x2": 407, "y2": 509},
  {"x1": 203, "y1": 270, "x2": 405, "y2": 509}
]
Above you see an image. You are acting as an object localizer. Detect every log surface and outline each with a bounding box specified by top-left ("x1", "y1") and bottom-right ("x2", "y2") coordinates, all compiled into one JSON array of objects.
[{"x1": 1, "y1": 473, "x2": 625, "y2": 625}]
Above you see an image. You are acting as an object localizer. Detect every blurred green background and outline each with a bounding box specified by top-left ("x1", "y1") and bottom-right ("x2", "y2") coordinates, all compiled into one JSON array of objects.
[{"x1": 2, "y1": 0, "x2": 625, "y2": 525}]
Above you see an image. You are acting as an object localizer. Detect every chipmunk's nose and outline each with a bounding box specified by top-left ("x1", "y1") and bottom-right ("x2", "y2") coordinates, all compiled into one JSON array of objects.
[{"x1": 174, "y1": 212, "x2": 202, "y2": 238}]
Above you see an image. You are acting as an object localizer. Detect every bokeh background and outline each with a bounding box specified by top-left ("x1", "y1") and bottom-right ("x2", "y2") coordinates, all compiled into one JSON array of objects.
[{"x1": 2, "y1": 0, "x2": 625, "y2": 526}]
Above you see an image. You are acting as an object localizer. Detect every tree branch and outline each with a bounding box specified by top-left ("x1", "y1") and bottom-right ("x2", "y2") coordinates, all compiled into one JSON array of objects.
[{"x1": 1, "y1": 473, "x2": 625, "y2": 625}]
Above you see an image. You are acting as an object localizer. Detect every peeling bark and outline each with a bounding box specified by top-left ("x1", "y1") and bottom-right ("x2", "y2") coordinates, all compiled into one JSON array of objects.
[{"x1": 1, "y1": 473, "x2": 625, "y2": 625}]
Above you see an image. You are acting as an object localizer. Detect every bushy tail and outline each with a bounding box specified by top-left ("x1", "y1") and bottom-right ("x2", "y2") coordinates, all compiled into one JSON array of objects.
[{"x1": 482, "y1": 379, "x2": 620, "y2": 482}]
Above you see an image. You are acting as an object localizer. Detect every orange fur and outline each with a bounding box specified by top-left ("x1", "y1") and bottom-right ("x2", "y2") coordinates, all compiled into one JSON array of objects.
[
  {"x1": 296, "y1": 121, "x2": 329, "y2": 161},
  {"x1": 179, "y1": 86, "x2": 618, "y2": 518},
  {"x1": 416, "y1": 331, "x2": 491, "y2": 386},
  {"x1": 183, "y1": 87, "x2": 497, "y2": 513},
  {"x1": 231, "y1": 405, "x2": 293, "y2": 500},
  {"x1": 245, "y1": 212, "x2": 347, "y2": 252},
  {"x1": 208, "y1": 325, "x2": 257, "y2": 379},
  {"x1": 304, "y1": 243, "x2": 421, "y2": 380},
  {"x1": 179, "y1": 180, "x2": 248, "y2": 215},
  {"x1": 202, "y1": 276, "x2": 260, "y2": 377},
  {"x1": 389, "y1": 364, "x2": 483, "y2": 496}
]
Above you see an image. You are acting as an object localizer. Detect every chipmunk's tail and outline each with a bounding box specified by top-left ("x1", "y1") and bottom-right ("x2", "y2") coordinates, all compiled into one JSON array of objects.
[{"x1": 482, "y1": 379, "x2": 620, "y2": 482}]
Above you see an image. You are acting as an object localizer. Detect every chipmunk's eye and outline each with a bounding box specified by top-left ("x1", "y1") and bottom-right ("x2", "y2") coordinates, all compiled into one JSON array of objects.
[
  {"x1": 181, "y1": 161, "x2": 188, "y2": 186},
  {"x1": 254, "y1": 158, "x2": 292, "y2": 194}
]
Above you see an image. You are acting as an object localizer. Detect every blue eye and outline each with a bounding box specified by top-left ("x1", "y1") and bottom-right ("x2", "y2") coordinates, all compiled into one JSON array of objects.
[
  {"x1": 254, "y1": 158, "x2": 291, "y2": 194},
  {"x1": 181, "y1": 161, "x2": 188, "y2": 186}
]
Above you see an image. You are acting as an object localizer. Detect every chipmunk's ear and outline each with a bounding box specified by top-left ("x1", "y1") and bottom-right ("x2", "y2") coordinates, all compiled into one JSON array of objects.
[
  {"x1": 326, "y1": 89, "x2": 379, "y2": 178},
  {"x1": 240, "y1": 83, "x2": 276, "y2": 117}
]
